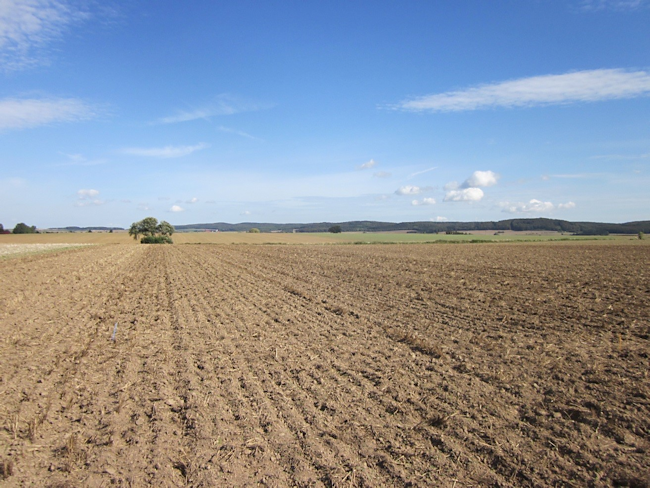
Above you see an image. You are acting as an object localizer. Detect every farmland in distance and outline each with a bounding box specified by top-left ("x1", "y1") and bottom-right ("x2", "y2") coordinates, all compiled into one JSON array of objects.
[{"x1": 0, "y1": 242, "x2": 648, "y2": 486}]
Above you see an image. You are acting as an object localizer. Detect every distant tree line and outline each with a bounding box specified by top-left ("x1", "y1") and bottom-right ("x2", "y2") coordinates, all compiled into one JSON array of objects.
[{"x1": 173, "y1": 218, "x2": 650, "y2": 235}]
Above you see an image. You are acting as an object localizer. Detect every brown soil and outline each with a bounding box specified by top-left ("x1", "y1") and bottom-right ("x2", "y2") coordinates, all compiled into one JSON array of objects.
[{"x1": 0, "y1": 243, "x2": 648, "y2": 487}]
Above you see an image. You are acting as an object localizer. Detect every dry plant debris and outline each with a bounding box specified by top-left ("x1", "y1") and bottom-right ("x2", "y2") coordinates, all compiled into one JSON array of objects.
[{"x1": 0, "y1": 242, "x2": 648, "y2": 486}]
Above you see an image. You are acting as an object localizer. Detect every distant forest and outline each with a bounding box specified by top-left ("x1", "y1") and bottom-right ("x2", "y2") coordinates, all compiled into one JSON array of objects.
[{"x1": 172, "y1": 218, "x2": 650, "y2": 235}]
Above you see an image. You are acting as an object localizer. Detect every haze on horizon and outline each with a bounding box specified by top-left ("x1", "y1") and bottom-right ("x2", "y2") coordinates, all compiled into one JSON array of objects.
[{"x1": 1, "y1": 0, "x2": 649, "y2": 229}]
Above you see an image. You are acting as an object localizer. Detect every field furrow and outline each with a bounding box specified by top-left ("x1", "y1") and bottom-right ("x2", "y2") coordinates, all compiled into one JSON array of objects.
[{"x1": 0, "y1": 242, "x2": 648, "y2": 486}]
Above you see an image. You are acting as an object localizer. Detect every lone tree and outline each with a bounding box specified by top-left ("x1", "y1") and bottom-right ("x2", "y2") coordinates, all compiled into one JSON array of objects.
[
  {"x1": 328, "y1": 225, "x2": 342, "y2": 234},
  {"x1": 129, "y1": 217, "x2": 175, "y2": 244},
  {"x1": 13, "y1": 223, "x2": 37, "y2": 234},
  {"x1": 248, "y1": 228, "x2": 260, "y2": 233}
]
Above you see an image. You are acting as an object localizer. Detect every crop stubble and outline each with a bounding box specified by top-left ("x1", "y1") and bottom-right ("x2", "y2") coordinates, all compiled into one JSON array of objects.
[{"x1": 0, "y1": 243, "x2": 648, "y2": 486}]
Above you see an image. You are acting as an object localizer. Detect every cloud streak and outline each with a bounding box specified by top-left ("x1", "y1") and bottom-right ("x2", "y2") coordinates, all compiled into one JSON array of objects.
[
  {"x1": 580, "y1": 0, "x2": 649, "y2": 11},
  {"x1": 409, "y1": 166, "x2": 437, "y2": 178},
  {"x1": 121, "y1": 143, "x2": 209, "y2": 159},
  {"x1": 0, "y1": 97, "x2": 96, "y2": 130},
  {"x1": 217, "y1": 126, "x2": 261, "y2": 140},
  {"x1": 0, "y1": 0, "x2": 89, "y2": 70},
  {"x1": 156, "y1": 94, "x2": 273, "y2": 124},
  {"x1": 394, "y1": 69, "x2": 650, "y2": 112}
]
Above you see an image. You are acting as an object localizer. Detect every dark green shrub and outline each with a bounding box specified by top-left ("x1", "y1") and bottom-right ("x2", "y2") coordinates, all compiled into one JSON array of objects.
[{"x1": 141, "y1": 235, "x2": 173, "y2": 244}]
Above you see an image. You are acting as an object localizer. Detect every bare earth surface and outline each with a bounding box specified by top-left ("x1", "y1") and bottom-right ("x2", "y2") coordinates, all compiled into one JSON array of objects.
[{"x1": 0, "y1": 243, "x2": 648, "y2": 487}]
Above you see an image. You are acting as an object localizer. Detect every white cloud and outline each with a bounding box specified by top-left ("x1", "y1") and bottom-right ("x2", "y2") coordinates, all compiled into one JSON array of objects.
[
  {"x1": 0, "y1": 0, "x2": 89, "y2": 70},
  {"x1": 500, "y1": 199, "x2": 576, "y2": 213},
  {"x1": 558, "y1": 201, "x2": 576, "y2": 209},
  {"x1": 240, "y1": 210, "x2": 251, "y2": 216},
  {"x1": 444, "y1": 188, "x2": 484, "y2": 202},
  {"x1": 170, "y1": 205, "x2": 184, "y2": 212},
  {"x1": 75, "y1": 188, "x2": 103, "y2": 207},
  {"x1": 373, "y1": 171, "x2": 392, "y2": 178},
  {"x1": 186, "y1": 197, "x2": 198, "y2": 204},
  {"x1": 0, "y1": 97, "x2": 95, "y2": 130},
  {"x1": 122, "y1": 143, "x2": 209, "y2": 159},
  {"x1": 411, "y1": 197, "x2": 436, "y2": 206},
  {"x1": 444, "y1": 181, "x2": 459, "y2": 191},
  {"x1": 432, "y1": 216, "x2": 448, "y2": 222},
  {"x1": 394, "y1": 69, "x2": 650, "y2": 112},
  {"x1": 156, "y1": 94, "x2": 272, "y2": 124},
  {"x1": 358, "y1": 159, "x2": 377, "y2": 170},
  {"x1": 77, "y1": 189, "x2": 99, "y2": 198},
  {"x1": 463, "y1": 170, "x2": 499, "y2": 188},
  {"x1": 395, "y1": 185, "x2": 422, "y2": 195}
]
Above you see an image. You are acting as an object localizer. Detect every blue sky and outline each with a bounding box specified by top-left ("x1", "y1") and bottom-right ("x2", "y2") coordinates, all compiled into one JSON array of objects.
[{"x1": 1, "y1": 0, "x2": 649, "y2": 228}]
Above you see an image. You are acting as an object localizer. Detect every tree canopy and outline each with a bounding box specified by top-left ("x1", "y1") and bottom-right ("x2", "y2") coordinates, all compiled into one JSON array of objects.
[
  {"x1": 13, "y1": 223, "x2": 37, "y2": 234},
  {"x1": 129, "y1": 217, "x2": 175, "y2": 243}
]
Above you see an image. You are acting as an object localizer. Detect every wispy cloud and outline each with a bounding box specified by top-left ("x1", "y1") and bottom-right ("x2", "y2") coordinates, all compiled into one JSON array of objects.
[
  {"x1": 0, "y1": 97, "x2": 96, "y2": 130},
  {"x1": 409, "y1": 167, "x2": 437, "y2": 178},
  {"x1": 121, "y1": 143, "x2": 209, "y2": 159},
  {"x1": 358, "y1": 159, "x2": 377, "y2": 170},
  {"x1": 411, "y1": 197, "x2": 436, "y2": 206},
  {"x1": 549, "y1": 172, "x2": 605, "y2": 179},
  {"x1": 217, "y1": 125, "x2": 261, "y2": 140},
  {"x1": 0, "y1": 0, "x2": 90, "y2": 71},
  {"x1": 590, "y1": 153, "x2": 650, "y2": 160},
  {"x1": 500, "y1": 199, "x2": 576, "y2": 213},
  {"x1": 393, "y1": 69, "x2": 650, "y2": 112},
  {"x1": 55, "y1": 153, "x2": 107, "y2": 167},
  {"x1": 156, "y1": 94, "x2": 272, "y2": 124},
  {"x1": 580, "y1": 0, "x2": 648, "y2": 11}
]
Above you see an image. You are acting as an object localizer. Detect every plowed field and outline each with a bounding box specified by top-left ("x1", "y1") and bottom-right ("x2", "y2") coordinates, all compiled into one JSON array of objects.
[{"x1": 1, "y1": 243, "x2": 648, "y2": 487}]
